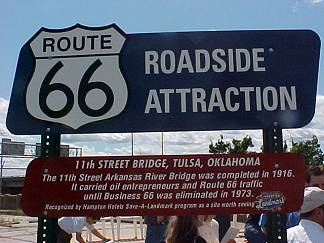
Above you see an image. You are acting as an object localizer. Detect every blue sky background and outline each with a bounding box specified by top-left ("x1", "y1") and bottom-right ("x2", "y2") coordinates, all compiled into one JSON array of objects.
[
  {"x1": 1, "y1": 0, "x2": 324, "y2": 176},
  {"x1": 1, "y1": 0, "x2": 324, "y2": 98}
]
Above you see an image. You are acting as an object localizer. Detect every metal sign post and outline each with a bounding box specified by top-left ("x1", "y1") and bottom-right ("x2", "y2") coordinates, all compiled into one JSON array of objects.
[
  {"x1": 37, "y1": 132, "x2": 61, "y2": 243},
  {"x1": 263, "y1": 126, "x2": 287, "y2": 243}
]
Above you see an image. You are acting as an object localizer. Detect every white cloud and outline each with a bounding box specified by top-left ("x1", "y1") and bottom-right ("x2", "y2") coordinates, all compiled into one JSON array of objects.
[
  {"x1": 1, "y1": 95, "x2": 324, "y2": 176},
  {"x1": 0, "y1": 98, "x2": 40, "y2": 145},
  {"x1": 309, "y1": 0, "x2": 323, "y2": 4},
  {"x1": 62, "y1": 133, "x2": 130, "y2": 144},
  {"x1": 292, "y1": 0, "x2": 323, "y2": 12},
  {"x1": 0, "y1": 98, "x2": 10, "y2": 137},
  {"x1": 284, "y1": 95, "x2": 324, "y2": 147}
]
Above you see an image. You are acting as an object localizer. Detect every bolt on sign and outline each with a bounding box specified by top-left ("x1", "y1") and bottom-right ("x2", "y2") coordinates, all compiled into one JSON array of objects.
[
  {"x1": 6, "y1": 24, "x2": 320, "y2": 134},
  {"x1": 22, "y1": 153, "x2": 305, "y2": 217}
]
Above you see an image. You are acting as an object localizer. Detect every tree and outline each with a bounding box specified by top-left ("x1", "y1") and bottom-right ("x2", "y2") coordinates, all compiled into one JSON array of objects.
[
  {"x1": 289, "y1": 135, "x2": 324, "y2": 168},
  {"x1": 209, "y1": 135, "x2": 254, "y2": 154}
]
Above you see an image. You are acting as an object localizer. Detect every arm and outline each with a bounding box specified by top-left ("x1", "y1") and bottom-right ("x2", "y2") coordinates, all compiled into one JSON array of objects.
[
  {"x1": 76, "y1": 232, "x2": 86, "y2": 243},
  {"x1": 90, "y1": 227, "x2": 110, "y2": 242}
]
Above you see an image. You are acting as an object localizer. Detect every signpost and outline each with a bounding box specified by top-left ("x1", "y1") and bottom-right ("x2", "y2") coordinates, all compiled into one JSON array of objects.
[
  {"x1": 6, "y1": 24, "x2": 320, "y2": 134},
  {"x1": 263, "y1": 127, "x2": 287, "y2": 243},
  {"x1": 37, "y1": 133, "x2": 61, "y2": 243},
  {"x1": 6, "y1": 24, "x2": 321, "y2": 243}
]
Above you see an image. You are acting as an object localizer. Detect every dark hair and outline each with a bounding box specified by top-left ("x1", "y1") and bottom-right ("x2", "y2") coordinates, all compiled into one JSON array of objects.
[
  {"x1": 300, "y1": 209, "x2": 315, "y2": 218},
  {"x1": 166, "y1": 216, "x2": 199, "y2": 243},
  {"x1": 310, "y1": 166, "x2": 324, "y2": 176}
]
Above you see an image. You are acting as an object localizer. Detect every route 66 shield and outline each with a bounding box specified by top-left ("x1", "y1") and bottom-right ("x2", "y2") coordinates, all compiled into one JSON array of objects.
[{"x1": 25, "y1": 24, "x2": 128, "y2": 129}]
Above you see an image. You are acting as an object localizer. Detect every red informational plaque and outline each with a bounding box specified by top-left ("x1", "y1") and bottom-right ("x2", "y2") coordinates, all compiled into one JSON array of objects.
[{"x1": 22, "y1": 153, "x2": 305, "y2": 217}]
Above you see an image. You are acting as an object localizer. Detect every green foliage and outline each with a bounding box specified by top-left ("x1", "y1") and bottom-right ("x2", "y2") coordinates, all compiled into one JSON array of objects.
[
  {"x1": 289, "y1": 135, "x2": 324, "y2": 168},
  {"x1": 209, "y1": 135, "x2": 254, "y2": 154},
  {"x1": 209, "y1": 134, "x2": 324, "y2": 168}
]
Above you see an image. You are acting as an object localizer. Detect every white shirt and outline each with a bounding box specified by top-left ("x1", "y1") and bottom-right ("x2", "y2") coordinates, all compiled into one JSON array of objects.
[
  {"x1": 198, "y1": 219, "x2": 220, "y2": 243},
  {"x1": 287, "y1": 219, "x2": 324, "y2": 243},
  {"x1": 58, "y1": 217, "x2": 94, "y2": 234}
]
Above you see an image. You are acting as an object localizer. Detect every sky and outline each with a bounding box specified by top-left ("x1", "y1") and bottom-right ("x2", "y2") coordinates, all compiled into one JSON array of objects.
[{"x1": 1, "y1": 0, "x2": 324, "y2": 176}]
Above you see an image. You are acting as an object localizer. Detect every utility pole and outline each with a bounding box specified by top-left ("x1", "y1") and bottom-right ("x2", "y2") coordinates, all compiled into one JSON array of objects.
[{"x1": 0, "y1": 156, "x2": 4, "y2": 194}]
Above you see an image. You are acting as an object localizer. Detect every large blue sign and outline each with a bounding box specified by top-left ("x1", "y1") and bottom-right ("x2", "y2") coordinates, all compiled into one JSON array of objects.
[{"x1": 6, "y1": 24, "x2": 321, "y2": 134}]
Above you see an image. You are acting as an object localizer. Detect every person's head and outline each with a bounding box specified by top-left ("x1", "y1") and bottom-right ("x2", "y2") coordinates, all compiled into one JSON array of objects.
[
  {"x1": 166, "y1": 216, "x2": 199, "y2": 243},
  {"x1": 310, "y1": 166, "x2": 324, "y2": 190},
  {"x1": 300, "y1": 187, "x2": 324, "y2": 227},
  {"x1": 305, "y1": 169, "x2": 312, "y2": 187},
  {"x1": 197, "y1": 215, "x2": 205, "y2": 226},
  {"x1": 197, "y1": 215, "x2": 215, "y2": 226}
]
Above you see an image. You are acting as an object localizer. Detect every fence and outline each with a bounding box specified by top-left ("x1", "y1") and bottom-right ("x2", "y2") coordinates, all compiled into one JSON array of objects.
[{"x1": 0, "y1": 137, "x2": 82, "y2": 193}]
